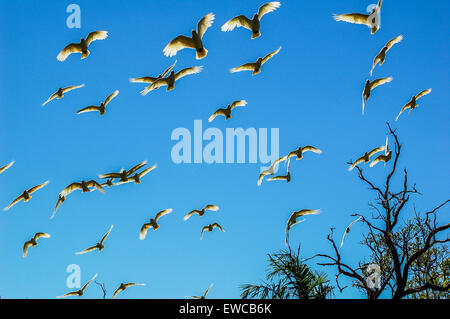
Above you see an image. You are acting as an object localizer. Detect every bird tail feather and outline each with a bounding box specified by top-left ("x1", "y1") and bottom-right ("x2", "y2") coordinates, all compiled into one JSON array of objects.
[
  {"x1": 196, "y1": 48, "x2": 208, "y2": 60},
  {"x1": 81, "y1": 50, "x2": 90, "y2": 59},
  {"x1": 252, "y1": 31, "x2": 261, "y2": 39}
]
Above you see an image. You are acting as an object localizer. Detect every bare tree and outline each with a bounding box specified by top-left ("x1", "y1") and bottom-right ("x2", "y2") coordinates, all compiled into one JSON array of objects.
[
  {"x1": 95, "y1": 281, "x2": 107, "y2": 299},
  {"x1": 317, "y1": 123, "x2": 449, "y2": 299}
]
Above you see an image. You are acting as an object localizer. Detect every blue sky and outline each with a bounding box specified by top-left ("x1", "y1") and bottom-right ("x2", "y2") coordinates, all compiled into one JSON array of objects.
[{"x1": 0, "y1": 0, "x2": 448, "y2": 299}]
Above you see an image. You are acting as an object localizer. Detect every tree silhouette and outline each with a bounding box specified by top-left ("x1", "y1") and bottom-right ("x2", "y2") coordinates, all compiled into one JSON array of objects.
[
  {"x1": 95, "y1": 281, "x2": 107, "y2": 299},
  {"x1": 240, "y1": 245, "x2": 333, "y2": 299},
  {"x1": 317, "y1": 123, "x2": 449, "y2": 299}
]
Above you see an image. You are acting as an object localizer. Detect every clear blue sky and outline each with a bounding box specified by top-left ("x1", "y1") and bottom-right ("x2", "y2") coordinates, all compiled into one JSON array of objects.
[{"x1": 0, "y1": 0, "x2": 448, "y2": 299}]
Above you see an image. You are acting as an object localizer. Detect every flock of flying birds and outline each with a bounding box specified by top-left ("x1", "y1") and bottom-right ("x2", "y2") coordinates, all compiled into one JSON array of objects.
[{"x1": 1, "y1": 1, "x2": 434, "y2": 298}]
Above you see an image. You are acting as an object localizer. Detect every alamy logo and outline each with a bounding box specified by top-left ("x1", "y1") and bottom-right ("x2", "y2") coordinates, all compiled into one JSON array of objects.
[
  {"x1": 66, "y1": 4, "x2": 81, "y2": 29},
  {"x1": 66, "y1": 264, "x2": 81, "y2": 289},
  {"x1": 171, "y1": 120, "x2": 279, "y2": 171}
]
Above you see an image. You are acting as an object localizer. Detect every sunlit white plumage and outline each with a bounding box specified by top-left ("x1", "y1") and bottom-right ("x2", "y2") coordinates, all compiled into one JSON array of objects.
[
  {"x1": 230, "y1": 47, "x2": 281, "y2": 75},
  {"x1": 221, "y1": 2, "x2": 281, "y2": 39},
  {"x1": 340, "y1": 216, "x2": 362, "y2": 248},
  {"x1": 139, "y1": 208, "x2": 173, "y2": 240},
  {"x1": 395, "y1": 89, "x2": 432, "y2": 121},
  {"x1": 4, "y1": 181, "x2": 50, "y2": 211},
  {"x1": 23, "y1": 232, "x2": 50, "y2": 258},
  {"x1": 42, "y1": 84, "x2": 85, "y2": 106},
  {"x1": 57, "y1": 31, "x2": 108, "y2": 61},
  {"x1": 333, "y1": 0, "x2": 383, "y2": 34},
  {"x1": 163, "y1": 13, "x2": 214, "y2": 59}
]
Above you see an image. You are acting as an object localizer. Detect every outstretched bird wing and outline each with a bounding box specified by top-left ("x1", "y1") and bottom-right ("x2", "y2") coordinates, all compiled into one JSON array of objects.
[
  {"x1": 370, "y1": 154, "x2": 388, "y2": 167},
  {"x1": 4, "y1": 194, "x2": 25, "y2": 211},
  {"x1": 34, "y1": 232, "x2": 50, "y2": 240},
  {"x1": 258, "y1": 170, "x2": 272, "y2": 186},
  {"x1": 230, "y1": 100, "x2": 247, "y2": 110},
  {"x1": 140, "y1": 78, "x2": 169, "y2": 95},
  {"x1": 86, "y1": 180, "x2": 105, "y2": 194},
  {"x1": 416, "y1": 88, "x2": 432, "y2": 100},
  {"x1": 80, "y1": 274, "x2": 98, "y2": 292},
  {"x1": 52, "y1": 196, "x2": 64, "y2": 218},
  {"x1": 197, "y1": 13, "x2": 215, "y2": 39},
  {"x1": 266, "y1": 175, "x2": 288, "y2": 181},
  {"x1": 271, "y1": 155, "x2": 288, "y2": 168},
  {"x1": 301, "y1": 146, "x2": 323, "y2": 154},
  {"x1": 57, "y1": 291, "x2": 79, "y2": 298},
  {"x1": 333, "y1": 13, "x2": 370, "y2": 26},
  {"x1": 376, "y1": 0, "x2": 384, "y2": 11},
  {"x1": 369, "y1": 77, "x2": 393, "y2": 90},
  {"x1": 221, "y1": 15, "x2": 253, "y2": 32},
  {"x1": 184, "y1": 210, "x2": 201, "y2": 221},
  {"x1": 212, "y1": 223, "x2": 225, "y2": 232},
  {"x1": 0, "y1": 160, "x2": 14, "y2": 174},
  {"x1": 230, "y1": 63, "x2": 256, "y2": 73},
  {"x1": 257, "y1": 1, "x2": 281, "y2": 20},
  {"x1": 86, "y1": 31, "x2": 108, "y2": 46},
  {"x1": 98, "y1": 172, "x2": 123, "y2": 179},
  {"x1": 203, "y1": 283, "x2": 214, "y2": 298},
  {"x1": 62, "y1": 84, "x2": 85, "y2": 93},
  {"x1": 340, "y1": 216, "x2": 362, "y2": 248},
  {"x1": 163, "y1": 36, "x2": 195, "y2": 57},
  {"x1": 104, "y1": 90, "x2": 119, "y2": 106},
  {"x1": 23, "y1": 240, "x2": 33, "y2": 257},
  {"x1": 130, "y1": 76, "x2": 158, "y2": 83},
  {"x1": 204, "y1": 205, "x2": 219, "y2": 212},
  {"x1": 127, "y1": 161, "x2": 148, "y2": 176},
  {"x1": 285, "y1": 213, "x2": 306, "y2": 245},
  {"x1": 42, "y1": 92, "x2": 60, "y2": 106},
  {"x1": 348, "y1": 156, "x2": 366, "y2": 171},
  {"x1": 75, "y1": 245, "x2": 99, "y2": 255},
  {"x1": 395, "y1": 104, "x2": 410, "y2": 121},
  {"x1": 261, "y1": 46, "x2": 281, "y2": 65},
  {"x1": 57, "y1": 43, "x2": 82, "y2": 61},
  {"x1": 368, "y1": 146, "x2": 385, "y2": 157},
  {"x1": 112, "y1": 286, "x2": 124, "y2": 299},
  {"x1": 28, "y1": 181, "x2": 50, "y2": 194},
  {"x1": 138, "y1": 165, "x2": 157, "y2": 178},
  {"x1": 124, "y1": 283, "x2": 145, "y2": 289},
  {"x1": 175, "y1": 66, "x2": 203, "y2": 81},
  {"x1": 155, "y1": 208, "x2": 173, "y2": 222},
  {"x1": 294, "y1": 209, "x2": 321, "y2": 218},
  {"x1": 208, "y1": 108, "x2": 228, "y2": 122},
  {"x1": 60, "y1": 182, "x2": 83, "y2": 197},
  {"x1": 385, "y1": 35, "x2": 403, "y2": 51},
  {"x1": 162, "y1": 60, "x2": 178, "y2": 77},
  {"x1": 100, "y1": 225, "x2": 114, "y2": 245},
  {"x1": 200, "y1": 226, "x2": 208, "y2": 240},
  {"x1": 370, "y1": 55, "x2": 382, "y2": 76},
  {"x1": 77, "y1": 106, "x2": 101, "y2": 114},
  {"x1": 139, "y1": 223, "x2": 152, "y2": 240}
]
